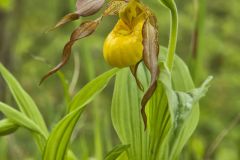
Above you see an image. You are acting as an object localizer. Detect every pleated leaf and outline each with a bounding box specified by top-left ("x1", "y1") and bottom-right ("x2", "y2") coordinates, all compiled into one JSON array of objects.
[
  {"x1": 157, "y1": 58, "x2": 212, "y2": 159},
  {"x1": 168, "y1": 53, "x2": 213, "y2": 159},
  {"x1": 43, "y1": 68, "x2": 119, "y2": 160},
  {"x1": 112, "y1": 65, "x2": 149, "y2": 160},
  {"x1": 0, "y1": 119, "x2": 18, "y2": 136},
  {"x1": 0, "y1": 63, "x2": 48, "y2": 135},
  {"x1": 0, "y1": 102, "x2": 47, "y2": 138},
  {"x1": 111, "y1": 46, "x2": 212, "y2": 160},
  {"x1": 0, "y1": 63, "x2": 48, "y2": 151},
  {"x1": 104, "y1": 144, "x2": 130, "y2": 160}
]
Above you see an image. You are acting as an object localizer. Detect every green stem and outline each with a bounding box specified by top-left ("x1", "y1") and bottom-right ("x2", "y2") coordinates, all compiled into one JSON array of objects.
[{"x1": 166, "y1": 3, "x2": 178, "y2": 71}]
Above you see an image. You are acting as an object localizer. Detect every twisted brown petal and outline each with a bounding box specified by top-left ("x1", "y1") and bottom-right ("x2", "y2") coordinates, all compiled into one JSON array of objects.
[
  {"x1": 48, "y1": 0, "x2": 105, "y2": 31},
  {"x1": 47, "y1": 13, "x2": 80, "y2": 32},
  {"x1": 141, "y1": 17, "x2": 159, "y2": 129},
  {"x1": 40, "y1": 18, "x2": 102, "y2": 85},
  {"x1": 130, "y1": 61, "x2": 144, "y2": 91}
]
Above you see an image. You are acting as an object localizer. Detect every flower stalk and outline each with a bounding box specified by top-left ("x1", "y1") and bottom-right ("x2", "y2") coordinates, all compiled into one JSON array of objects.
[{"x1": 166, "y1": 4, "x2": 178, "y2": 71}]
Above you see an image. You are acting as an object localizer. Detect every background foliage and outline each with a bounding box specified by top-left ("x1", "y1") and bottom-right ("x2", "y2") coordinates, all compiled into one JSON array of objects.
[{"x1": 0, "y1": 0, "x2": 239, "y2": 159}]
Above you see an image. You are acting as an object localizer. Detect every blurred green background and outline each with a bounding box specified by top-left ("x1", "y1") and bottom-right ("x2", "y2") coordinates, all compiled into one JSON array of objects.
[{"x1": 0, "y1": 0, "x2": 239, "y2": 159}]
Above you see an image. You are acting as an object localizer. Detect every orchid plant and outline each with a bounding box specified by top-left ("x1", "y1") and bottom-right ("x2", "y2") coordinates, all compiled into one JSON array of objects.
[{"x1": 0, "y1": 0, "x2": 212, "y2": 159}]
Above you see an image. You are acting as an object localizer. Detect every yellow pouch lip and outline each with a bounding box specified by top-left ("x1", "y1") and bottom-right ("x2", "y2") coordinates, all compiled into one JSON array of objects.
[
  {"x1": 103, "y1": 0, "x2": 148, "y2": 68},
  {"x1": 103, "y1": 19, "x2": 145, "y2": 68}
]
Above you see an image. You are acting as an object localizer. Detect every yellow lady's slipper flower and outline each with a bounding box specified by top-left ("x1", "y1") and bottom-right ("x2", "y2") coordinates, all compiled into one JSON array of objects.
[
  {"x1": 41, "y1": 0, "x2": 159, "y2": 129},
  {"x1": 103, "y1": 0, "x2": 160, "y2": 128},
  {"x1": 103, "y1": 0, "x2": 147, "y2": 68}
]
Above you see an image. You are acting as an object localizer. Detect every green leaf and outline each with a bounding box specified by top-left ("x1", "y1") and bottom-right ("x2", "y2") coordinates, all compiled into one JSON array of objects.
[
  {"x1": 0, "y1": 102, "x2": 47, "y2": 138},
  {"x1": 112, "y1": 65, "x2": 149, "y2": 160},
  {"x1": 168, "y1": 77, "x2": 213, "y2": 160},
  {"x1": 147, "y1": 79, "x2": 171, "y2": 159},
  {"x1": 0, "y1": 119, "x2": 19, "y2": 136},
  {"x1": 69, "y1": 68, "x2": 119, "y2": 112},
  {"x1": 153, "y1": 48, "x2": 212, "y2": 160},
  {"x1": 43, "y1": 68, "x2": 119, "y2": 160},
  {"x1": 0, "y1": 63, "x2": 48, "y2": 135},
  {"x1": 111, "y1": 46, "x2": 212, "y2": 160},
  {"x1": 104, "y1": 144, "x2": 130, "y2": 160},
  {"x1": 111, "y1": 48, "x2": 171, "y2": 160},
  {"x1": 0, "y1": 63, "x2": 49, "y2": 151}
]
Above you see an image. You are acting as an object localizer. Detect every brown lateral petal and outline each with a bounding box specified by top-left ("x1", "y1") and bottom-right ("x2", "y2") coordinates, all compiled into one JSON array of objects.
[
  {"x1": 48, "y1": 0, "x2": 105, "y2": 31},
  {"x1": 130, "y1": 61, "x2": 144, "y2": 91},
  {"x1": 70, "y1": 17, "x2": 102, "y2": 41},
  {"x1": 103, "y1": 0, "x2": 128, "y2": 16},
  {"x1": 76, "y1": 0, "x2": 105, "y2": 17},
  {"x1": 40, "y1": 18, "x2": 101, "y2": 85},
  {"x1": 48, "y1": 12, "x2": 80, "y2": 32},
  {"x1": 141, "y1": 17, "x2": 160, "y2": 129}
]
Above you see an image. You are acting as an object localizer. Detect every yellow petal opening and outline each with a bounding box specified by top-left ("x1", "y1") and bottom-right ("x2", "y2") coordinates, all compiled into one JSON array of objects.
[{"x1": 103, "y1": 0, "x2": 147, "y2": 68}]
